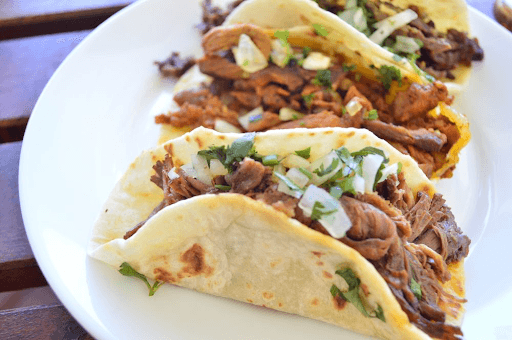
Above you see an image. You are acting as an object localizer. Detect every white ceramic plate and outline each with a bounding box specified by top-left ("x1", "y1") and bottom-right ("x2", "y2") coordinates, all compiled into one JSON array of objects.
[{"x1": 19, "y1": 1, "x2": 512, "y2": 339}]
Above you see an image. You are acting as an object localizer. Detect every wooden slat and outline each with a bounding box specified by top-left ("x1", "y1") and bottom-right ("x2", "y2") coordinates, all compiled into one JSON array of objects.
[
  {"x1": 0, "y1": 30, "x2": 92, "y2": 143},
  {"x1": 0, "y1": 304, "x2": 94, "y2": 340},
  {"x1": 0, "y1": 0, "x2": 130, "y2": 20},
  {"x1": 0, "y1": 4, "x2": 130, "y2": 41},
  {"x1": 0, "y1": 141, "x2": 47, "y2": 292}
]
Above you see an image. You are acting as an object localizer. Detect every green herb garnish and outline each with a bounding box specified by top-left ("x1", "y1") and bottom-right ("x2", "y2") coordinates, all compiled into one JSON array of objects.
[
  {"x1": 331, "y1": 268, "x2": 385, "y2": 322},
  {"x1": 397, "y1": 162, "x2": 403, "y2": 174},
  {"x1": 119, "y1": 262, "x2": 163, "y2": 296},
  {"x1": 295, "y1": 147, "x2": 311, "y2": 159},
  {"x1": 302, "y1": 46, "x2": 312, "y2": 58},
  {"x1": 312, "y1": 69, "x2": 332, "y2": 88},
  {"x1": 329, "y1": 186, "x2": 343, "y2": 199},
  {"x1": 215, "y1": 185, "x2": 231, "y2": 191},
  {"x1": 299, "y1": 167, "x2": 313, "y2": 179},
  {"x1": 262, "y1": 154, "x2": 280, "y2": 166},
  {"x1": 312, "y1": 23, "x2": 328, "y2": 37},
  {"x1": 311, "y1": 201, "x2": 337, "y2": 220},
  {"x1": 342, "y1": 63, "x2": 357, "y2": 72},
  {"x1": 350, "y1": 147, "x2": 388, "y2": 163},
  {"x1": 314, "y1": 158, "x2": 340, "y2": 177},
  {"x1": 302, "y1": 93, "x2": 315, "y2": 106},
  {"x1": 197, "y1": 133, "x2": 256, "y2": 172},
  {"x1": 375, "y1": 65, "x2": 402, "y2": 90},
  {"x1": 274, "y1": 172, "x2": 304, "y2": 193},
  {"x1": 365, "y1": 109, "x2": 378, "y2": 120},
  {"x1": 274, "y1": 30, "x2": 290, "y2": 46},
  {"x1": 411, "y1": 277, "x2": 422, "y2": 300}
]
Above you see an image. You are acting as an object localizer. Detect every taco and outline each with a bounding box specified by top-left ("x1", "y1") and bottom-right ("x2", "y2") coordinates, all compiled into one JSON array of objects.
[
  {"x1": 155, "y1": 4, "x2": 470, "y2": 179},
  {"x1": 219, "y1": 0, "x2": 483, "y2": 90},
  {"x1": 89, "y1": 127, "x2": 470, "y2": 340}
]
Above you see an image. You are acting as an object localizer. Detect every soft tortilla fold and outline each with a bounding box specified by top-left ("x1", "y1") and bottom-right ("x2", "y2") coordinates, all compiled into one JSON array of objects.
[
  {"x1": 89, "y1": 127, "x2": 466, "y2": 340},
  {"x1": 158, "y1": 0, "x2": 471, "y2": 179},
  {"x1": 225, "y1": 0, "x2": 480, "y2": 91}
]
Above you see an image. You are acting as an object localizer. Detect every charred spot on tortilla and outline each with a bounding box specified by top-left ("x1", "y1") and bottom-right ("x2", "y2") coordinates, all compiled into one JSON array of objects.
[
  {"x1": 262, "y1": 292, "x2": 274, "y2": 300},
  {"x1": 333, "y1": 295, "x2": 347, "y2": 310},
  {"x1": 154, "y1": 267, "x2": 176, "y2": 283},
  {"x1": 311, "y1": 251, "x2": 324, "y2": 258},
  {"x1": 316, "y1": 261, "x2": 324, "y2": 266},
  {"x1": 179, "y1": 243, "x2": 212, "y2": 276},
  {"x1": 195, "y1": 137, "x2": 204, "y2": 148},
  {"x1": 323, "y1": 271, "x2": 333, "y2": 279}
]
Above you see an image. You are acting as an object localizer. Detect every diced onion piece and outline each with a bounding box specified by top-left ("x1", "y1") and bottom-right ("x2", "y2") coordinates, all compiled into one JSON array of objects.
[
  {"x1": 345, "y1": 98, "x2": 363, "y2": 116},
  {"x1": 233, "y1": 34, "x2": 268, "y2": 73},
  {"x1": 377, "y1": 163, "x2": 399, "y2": 183},
  {"x1": 369, "y1": 9, "x2": 418, "y2": 45},
  {"x1": 181, "y1": 163, "x2": 198, "y2": 179},
  {"x1": 238, "y1": 107, "x2": 263, "y2": 130},
  {"x1": 191, "y1": 154, "x2": 213, "y2": 185},
  {"x1": 299, "y1": 185, "x2": 352, "y2": 238},
  {"x1": 353, "y1": 174, "x2": 365, "y2": 194},
  {"x1": 345, "y1": 0, "x2": 357, "y2": 10},
  {"x1": 309, "y1": 151, "x2": 344, "y2": 186},
  {"x1": 361, "y1": 154, "x2": 385, "y2": 192},
  {"x1": 279, "y1": 107, "x2": 304, "y2": 121},
  {"x1": 394, "y1": 35, "x2": 422, "y2": 54},
  {"x1": 270, "y1": 39, "x2": 290, "y2": 68},
  {"x1": 277, "y1": 180, "x2": 303, "y2": 198},
  {"x1": 168, "y1": 167, "x2": 180, "y2": 180},
  {"x1": 214, "y1": 119, "x2": 242, "y2": 133},
  {"x1": 302, "y1": 52, "x2": 332, "y2": 70},
  {"x1": 282, "y1": 154, "x2": 310, "y2": 169},
  {"x1": 209, "y1": 159, "x2": 228, "y2": 177},
  {"x1": 272, "y1": 163, "x2": 286, "y2": 182},
  {"x1": 286, "y1": 168, "x2": 310, "y2": 188},
  {"x1": 338, "y1": 8, "x2": 367, "y2": 32}
]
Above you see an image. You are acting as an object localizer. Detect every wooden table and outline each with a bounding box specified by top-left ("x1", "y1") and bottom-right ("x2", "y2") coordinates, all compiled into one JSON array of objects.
[{"x1": 0, "y1": 0, "x2": 506, "y2": 338}]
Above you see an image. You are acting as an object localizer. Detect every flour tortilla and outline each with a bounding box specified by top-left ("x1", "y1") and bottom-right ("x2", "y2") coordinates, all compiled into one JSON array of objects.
[
  {"x1": 89, "y1": 127, "x2": 465, "y2": 340},
  {"x1": 225, "y1": 0, "x2": 473, "y2": 92}
]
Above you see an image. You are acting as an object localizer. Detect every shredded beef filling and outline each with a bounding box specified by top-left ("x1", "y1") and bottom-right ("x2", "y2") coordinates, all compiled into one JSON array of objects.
[
  {"x1": 313, "y1": 0, "x2": 483, "y2": 78},
  {"x1": 128, "y1": 156, "x2": 470, "y2": 340}
]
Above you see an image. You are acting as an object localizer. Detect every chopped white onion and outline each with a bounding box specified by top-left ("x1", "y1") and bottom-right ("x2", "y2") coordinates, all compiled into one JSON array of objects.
[
  {"x1": 338, "y1": 8, "x2": 367, "y2": 32},
  {"x1": 286, "y1": 168, "x2": 310, "y2": 188},
  {"x1": 270, "y1": 39, "x2": 290, "y2": 68},
  {"x1": 299, "y1": 185, "x2": 352, "y2": 238},
  {"x1": 353, "y1": 174, "x2": 365, "y2": 194},
  {"x1": 168, "y1": 167, "x2": 180, "y2": 180},
  {"x1": 181, "y1": 163, "x2": 198, "y2": 179},
  {"x1": 345, "y1": 98, "x2": 363, "y2": 116},
  {"x1": 369, "y1": 9, "x2": 418, "y2": 45},
  {"x1": 377, "y1": 163, "x2": 399, "y2": 183},
  {"x1": 394, "y1": 35, "x2": 422, "y2": 54},
  {"x1": 238, "y1": 107, "x2": 263, "y2": 130},
  {"x1": 278, "y1": 180, "x2": 303, "y2": 198},
  {"x1": 302, "y1": 52, "x2": 332, "y2": 70},
  {"x1": 191, "y1": 154, "x2": 213, "y2": 185},
  {"x1": 209, "y1": 159, "x2": 228, "y2": 177},
  {"x1": 282, "y1": 154, "x2": 310, "y2": 169},
  {"x1": 345, "y1": 0, "x2": 357, "y2": 10},
  {"x1": 214, "y1": 119, "x2": 242, "y2": 133},
  {"x1": 309, "y1": 151, "x2": 344, "y2": 186},
  {"x1": 279, "y1": 107, "x2": 304, "y2": 121},
  {"x1": 233, "y1": 34, "x2": 268, "y2": 73},
  {"x1": 361, "y1": 154, "x2": 385, "y2": 192}
]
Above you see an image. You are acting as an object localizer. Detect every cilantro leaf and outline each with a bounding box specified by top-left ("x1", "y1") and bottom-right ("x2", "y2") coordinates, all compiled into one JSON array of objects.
[
  {"x1": 350, "y1": 147, "x2": 388, "y2": 163},
  {"x1": 215, "y1": 185, "x2": 231, "y2": 191},
  {"x1": 274, "y1": 171, "x2": 304, "y2": 193},
  {"x1": 119, "y1": 262, "x2": 163, "y2": 296},
  {"x1": 376, "y1": 65, "x2": 402, "y2": 90},
  {"x1": 302, "y1": 93, "x2": 315, "y2": 106},
  {"x1": 198, "y1": 133, "x2": 256, "y2": 172},
  {"x1": 302, "y1": 46, "x2": 312, "y2": 58},
  {"x1": 342, "y1": 63, "x2": 357, "y2": 72},
  {"x1": 329, "y1": 186, "x2": 343, "y2": 199},
  {"x1": 411, "y1": 277, "x2": 422, "y2": 300},
  {"x1": 312, "y1": 23, "x2": 328, "y2": 37},
  {"x1": 310, "y1": 201, "x2": 337, "y2": 220},
  {"x1": 295, "y1": 147, "x2": 311, "y2": 159},
  {"x1": 198, "y1": 145, "x2": 227, "y2": 167},
  {"x1": 332, "y1": 268, "x2": 386, "y2": 322},
  {"x1": 274, "y1": 30, "x2": 289, "y2": 45},
  {"x1": 313, "y1": 158, "x2": 340, "y2": 177},
  {"x1": 312, "y1": 69, "x2": 332, "y2": 88},
  {"x1": 365, "y1": 109, "x2": 378, "y2": 120}
]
